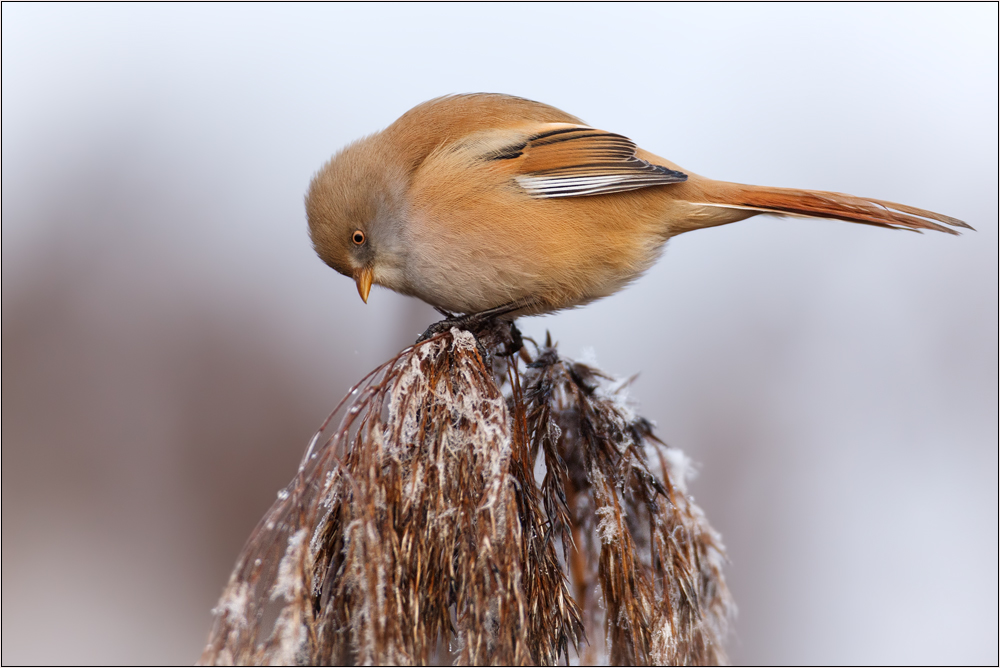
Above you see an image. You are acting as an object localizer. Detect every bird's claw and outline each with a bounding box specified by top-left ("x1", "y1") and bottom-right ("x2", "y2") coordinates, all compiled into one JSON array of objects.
[{"x1": 415, "y1": 309, "x2": 525, "y2": 363}]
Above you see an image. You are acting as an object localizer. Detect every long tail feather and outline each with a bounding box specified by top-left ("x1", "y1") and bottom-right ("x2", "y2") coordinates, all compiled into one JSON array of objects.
[{"x1": 700, "y1": 182, "x2": 972, "y2": 235}]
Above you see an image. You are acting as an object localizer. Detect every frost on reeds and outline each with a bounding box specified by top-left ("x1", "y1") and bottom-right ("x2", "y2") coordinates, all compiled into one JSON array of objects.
[{"x1": 199, "y1": 323, "x2": 733, "y2": 666}]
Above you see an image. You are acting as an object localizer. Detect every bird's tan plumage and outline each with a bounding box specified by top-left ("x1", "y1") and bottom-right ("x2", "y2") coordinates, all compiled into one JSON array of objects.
[{"x1": 307, "y1": 93, "x2": 969, "y2": 316}]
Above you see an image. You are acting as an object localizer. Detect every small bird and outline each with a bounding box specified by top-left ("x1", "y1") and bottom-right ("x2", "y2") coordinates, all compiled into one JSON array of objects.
[{"x1": 306, "y1": 93, "x2": 969, "y2": 323}]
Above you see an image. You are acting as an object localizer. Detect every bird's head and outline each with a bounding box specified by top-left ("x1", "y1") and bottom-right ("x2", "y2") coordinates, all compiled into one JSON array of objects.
[{"x1": 306, "y1": 135, "x2": 410, "y2": 303}]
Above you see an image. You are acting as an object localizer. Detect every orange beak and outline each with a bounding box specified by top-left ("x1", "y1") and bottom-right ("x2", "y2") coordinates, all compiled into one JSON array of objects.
[{"x1": 354, "y1": 265, "x2": 373, "y2": 303}]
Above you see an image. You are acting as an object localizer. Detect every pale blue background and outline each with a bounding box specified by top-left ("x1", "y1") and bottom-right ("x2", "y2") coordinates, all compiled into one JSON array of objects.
[{"x1": 3, "y1": 4, "x2": 997, "y2": 664}]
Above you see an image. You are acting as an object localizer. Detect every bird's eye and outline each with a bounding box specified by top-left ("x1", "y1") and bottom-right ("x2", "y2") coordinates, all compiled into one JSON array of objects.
[{"x1": 352, "y1": 230, "x2": 366, "y2": 245}]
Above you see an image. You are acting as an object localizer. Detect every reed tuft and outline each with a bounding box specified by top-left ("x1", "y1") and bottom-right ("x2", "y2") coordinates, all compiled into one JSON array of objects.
[{"x1": 199, "y1": 323, "x2": 732, "y2": 666}]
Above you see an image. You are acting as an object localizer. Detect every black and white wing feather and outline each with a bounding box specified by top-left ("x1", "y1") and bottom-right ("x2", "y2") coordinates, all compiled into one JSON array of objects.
[{"x1": 492, "y1": 125, "x2": 687, "y2": 198}]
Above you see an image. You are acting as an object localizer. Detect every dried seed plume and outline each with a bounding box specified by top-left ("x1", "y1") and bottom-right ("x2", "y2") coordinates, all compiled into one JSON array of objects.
[{"x1": 199, "y1": 323, "x2": 732, "y2": 665}]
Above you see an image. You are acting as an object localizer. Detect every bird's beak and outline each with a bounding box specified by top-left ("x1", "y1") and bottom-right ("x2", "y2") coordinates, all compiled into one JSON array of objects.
[{"x1": 354, "y1": 265, "x2": 373, "y2": 303}]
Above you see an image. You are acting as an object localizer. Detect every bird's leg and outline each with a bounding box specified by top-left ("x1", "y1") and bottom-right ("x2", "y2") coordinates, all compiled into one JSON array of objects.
[{"x1": 416, "y1": 300, "x2": 533, "y2": 345}]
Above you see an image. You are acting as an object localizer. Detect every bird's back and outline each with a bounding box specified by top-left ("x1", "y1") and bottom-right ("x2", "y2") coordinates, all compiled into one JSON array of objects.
[{"x1": 382, "y1": 94, "x2": 584, "y2": 172}]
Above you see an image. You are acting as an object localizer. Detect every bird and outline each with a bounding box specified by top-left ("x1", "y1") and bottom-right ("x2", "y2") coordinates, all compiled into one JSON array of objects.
[{"x1": 306, "y1": 93, "x2": 970, "y2": 328}]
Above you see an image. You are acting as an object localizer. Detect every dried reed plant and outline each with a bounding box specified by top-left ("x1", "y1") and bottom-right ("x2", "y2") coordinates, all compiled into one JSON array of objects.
[{"x1": 199, "y1": 322, "x2": 732, "y2": 666}]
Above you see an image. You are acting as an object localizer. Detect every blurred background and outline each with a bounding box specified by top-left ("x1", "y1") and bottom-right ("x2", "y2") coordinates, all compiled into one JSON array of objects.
[{"x1": 2, "y1": 4, "x2": 996, "y2": 664}]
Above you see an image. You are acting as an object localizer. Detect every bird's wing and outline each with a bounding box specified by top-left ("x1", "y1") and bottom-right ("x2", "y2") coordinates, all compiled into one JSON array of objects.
[{"x1": 490, "y1": 124, "x2": 687, "y2": 198}]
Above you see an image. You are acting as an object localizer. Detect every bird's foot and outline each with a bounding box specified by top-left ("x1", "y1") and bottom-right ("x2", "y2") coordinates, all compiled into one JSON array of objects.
[
  {"x1": 416, "y1": 310, "x2": 489, "y2": 344},
  {"x1": 416, "y1": 303, "x2": 527, "y2": 360}
]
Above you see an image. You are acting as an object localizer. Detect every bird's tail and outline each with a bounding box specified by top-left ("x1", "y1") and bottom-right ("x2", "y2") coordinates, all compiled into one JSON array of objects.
[{"x1": 693, "y1": 181, "x2": 971, "y2": 235}]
